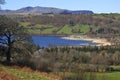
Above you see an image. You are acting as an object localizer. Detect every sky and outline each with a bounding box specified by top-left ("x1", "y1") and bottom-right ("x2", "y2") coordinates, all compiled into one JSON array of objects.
[{"x1": 1, "y1": 0, "x2": 120, "y2": 13}]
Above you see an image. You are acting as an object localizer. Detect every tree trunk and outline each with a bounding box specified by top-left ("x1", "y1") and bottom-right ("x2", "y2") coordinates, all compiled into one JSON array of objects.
[
  {"x1": 6, "y1": 46, "x2": 11, "y2": 63},
  {"x1": 6, "y1": 36, "x2": 12, "y2": 64}
]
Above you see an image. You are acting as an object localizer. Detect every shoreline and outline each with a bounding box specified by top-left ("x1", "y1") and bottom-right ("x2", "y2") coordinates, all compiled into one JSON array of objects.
[
  {"x1": 29, "y1": 34, "x2": 68, "y2": 37},
  {"x1": 61, "y1": 36, "x2": 111, "y2": 46}
]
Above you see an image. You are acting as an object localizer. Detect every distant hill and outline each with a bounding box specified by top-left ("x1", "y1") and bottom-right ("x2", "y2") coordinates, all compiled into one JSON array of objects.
[{"x1": 0, "y1": 6, "x2": 94, "y2": 14}]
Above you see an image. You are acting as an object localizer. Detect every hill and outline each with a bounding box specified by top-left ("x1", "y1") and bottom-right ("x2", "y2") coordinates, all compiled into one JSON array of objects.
[{"x1": 0, "y1": 6, "x2": 94, "y2": 14}]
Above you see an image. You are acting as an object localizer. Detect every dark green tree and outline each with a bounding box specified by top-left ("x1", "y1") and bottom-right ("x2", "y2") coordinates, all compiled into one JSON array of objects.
[{"x1": 0, "y1": 16, "x2": 29, "y2": 63}]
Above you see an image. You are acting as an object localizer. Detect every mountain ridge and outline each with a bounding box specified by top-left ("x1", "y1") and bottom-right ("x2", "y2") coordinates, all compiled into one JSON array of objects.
[{"x1": 0, "y1": 6, "x2": 94, "y2": 14}]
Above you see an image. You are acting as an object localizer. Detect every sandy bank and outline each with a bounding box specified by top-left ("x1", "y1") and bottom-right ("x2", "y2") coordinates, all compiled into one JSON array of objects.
[{"x1": 62, "y1": 36, "x2": 111, "y2": 46}]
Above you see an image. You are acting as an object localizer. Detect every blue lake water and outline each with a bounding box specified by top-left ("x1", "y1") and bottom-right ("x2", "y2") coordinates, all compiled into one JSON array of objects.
[{"x1": 32, "y1": 36, "x2": 97, "y2": 47}]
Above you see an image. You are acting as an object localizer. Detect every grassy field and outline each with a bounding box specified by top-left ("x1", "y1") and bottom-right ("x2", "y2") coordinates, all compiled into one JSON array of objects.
[
  {"x1": 0, "y1": 65, "x2": 55, "y2": 80},
  {"x1": 2, "y1": 65, "x2": 120, "y2": 80},
  {"x1": 20, "y1": 22, "x2": 99, "y2": 35},
  {"x1": 73, "y1": 25, "x2": 90, "y2": 33},
  {"x1": 95, "y1": 72, "x2": 120, "y2": 80},
  {"x1": 59, "y1": 72, "x2": 120, "y2": 80},
  {"x1": 27, "y1": 29, "x2": 41, "y2": 34},
  {"x1": 41, "y1": 27, "x2": 58, "y2": 34},
  {"x1": 20, "y1": 22, "x2": 31, "y2": 27},
  {"x1": 57, "y1": 25, "x2": 72, "y2": 34}
]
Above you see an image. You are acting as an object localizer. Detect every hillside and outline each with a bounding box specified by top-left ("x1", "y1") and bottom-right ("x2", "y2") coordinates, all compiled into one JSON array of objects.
[
  {"x1": 0, "y1": 65, "x2": 61, "y2": 80},
  {"x1": 0, "y1": 6, "x2": 93, "y2": 14},
  {"x1": 16, "y1": 13, "x2": 120, "y2": 45}
]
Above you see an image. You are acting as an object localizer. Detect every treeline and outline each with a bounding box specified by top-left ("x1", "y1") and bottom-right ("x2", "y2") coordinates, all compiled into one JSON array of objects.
[
  {"x1": 1, "y1": 45, "x2": 120, "y2": 79},
  {"x1": 15, "y1": 14, "x2": 120, "y2": 27},
  {"x1": 29, "y1": 46, "x2": 120, "y2": 79}
]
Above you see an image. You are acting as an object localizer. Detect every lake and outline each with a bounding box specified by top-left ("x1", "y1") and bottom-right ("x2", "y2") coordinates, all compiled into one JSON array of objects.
[{"x1": 32, "y1": 36, "x2": 97, "y2": 47}]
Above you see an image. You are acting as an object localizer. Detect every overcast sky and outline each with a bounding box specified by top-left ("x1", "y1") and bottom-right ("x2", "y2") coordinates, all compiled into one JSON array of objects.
[{"x1": 1, "y1": 0, "x2": 120, "y2": 13}]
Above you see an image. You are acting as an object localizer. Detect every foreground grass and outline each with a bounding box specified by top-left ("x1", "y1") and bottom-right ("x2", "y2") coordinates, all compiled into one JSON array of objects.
[
  {"x1": 1, "y1": 64, "x2": 120, "y2": 80},
  {"x1": 59, "y1": 72, "x2": 120, "y2": 80},
  {"x1": 95, "y1": 72, "x2": 120, "y2": 80},
  {"x1": 0, "y1": 65, "x2": 54, "y2": 80}
]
